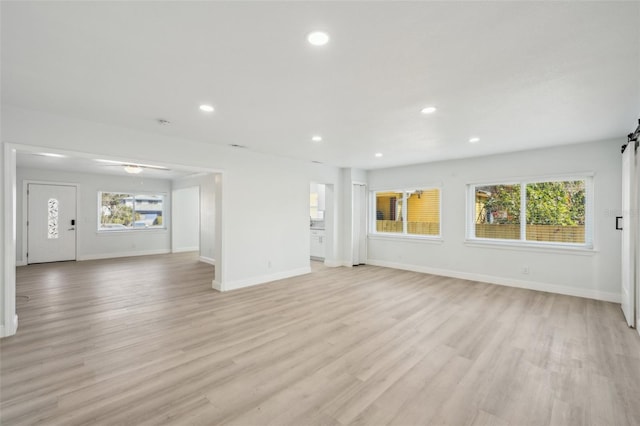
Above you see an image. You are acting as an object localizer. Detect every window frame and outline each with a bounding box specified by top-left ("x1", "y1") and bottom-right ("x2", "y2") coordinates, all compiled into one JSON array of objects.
[
  {"x1": 466, "y1": 175, "x2": 594, "y2": 249},
  {"x1": 97, "y1": 191, "x2": 168, "y2": 233},
  {"x1": 370, "y1": 186, "x2": 442, "y2": 240}
]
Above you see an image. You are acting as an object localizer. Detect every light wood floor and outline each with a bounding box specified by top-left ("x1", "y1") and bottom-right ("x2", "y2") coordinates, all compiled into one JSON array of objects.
[{"x1": 2, "y1": 253, "x2": 640, "y2": 425}]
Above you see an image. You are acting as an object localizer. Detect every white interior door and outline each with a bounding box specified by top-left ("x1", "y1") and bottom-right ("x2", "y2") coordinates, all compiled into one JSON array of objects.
[
  {"x1": 638, "y1": 146, "x2": 640, "y2": 331},
  {"x1": 352, "y1": 184, "x2": 367, "y2": 265},
  {"x1": 621, "y1": 143, "x2": 636, "y2": 328},
  {"x1": 28, "y1": 184, "x2": 77, "y2": 264}
]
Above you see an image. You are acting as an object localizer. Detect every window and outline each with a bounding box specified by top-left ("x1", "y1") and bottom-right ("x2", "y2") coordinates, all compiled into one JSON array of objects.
[
  {"x1": 310, "y1": 183, "x2": 325, "y2": 220},
  {"x1": 373, "y1": 188, "x2": 440, "y2": 237},
  {"x1": 48, "y1": 198, "x2": 59, "y2": 239},
  {"x1": 98, "y1": 192, "x2": 165, "y2": 231},
  {"x1": 474, "y1": 184, "x2": 521, "y2": 240},
  {"x1": 310, "y1": 191, "x2": 322, "y2": 219},
  {"x1": 469, "y1": 178, "x2": 590, "y2": 246}
]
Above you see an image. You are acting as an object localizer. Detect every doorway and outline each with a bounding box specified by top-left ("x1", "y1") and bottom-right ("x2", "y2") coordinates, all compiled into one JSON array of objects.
[
  {"x1": 310, "y1": 182, "x2": 326, "y2": 262},
  {"x1": 309, "y1": 182, "x2": 337, "y2": 268},
  {"x1": 2, "y1": 143, "x2": 226, "y2": 338},
  {"x1": 27, "y1": 183, "x2": 77, "y2": 264}
]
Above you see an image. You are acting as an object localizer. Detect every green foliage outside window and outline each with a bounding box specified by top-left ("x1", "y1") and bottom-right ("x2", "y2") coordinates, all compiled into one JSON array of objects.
[
  {"x1": 526, "y1": 181, "x2": 585, "y2": 226},
  {"x1": 478, "y1": 181, "x2": 585, "y2": 226},
  {"x1": 101, "y1": 193, "x2": 133, "y2": 226},
  {"x1": 99, "y1": 192, "x2": 164, "y2": 230}
]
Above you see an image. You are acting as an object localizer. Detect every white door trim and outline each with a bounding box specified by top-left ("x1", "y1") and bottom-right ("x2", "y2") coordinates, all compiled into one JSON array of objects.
[
  {"x1": 2, "y1": 144, "x2": 18, "y2": 337},
  {"x1": 23, "y1": 180, "x2": 79, "y2": 265},
  {"x1": 352, "y1": 183, "x2": 367, "y2": 266},
  {"x1": 323, "y1": 183, "x2": 336, "y2": 267}
]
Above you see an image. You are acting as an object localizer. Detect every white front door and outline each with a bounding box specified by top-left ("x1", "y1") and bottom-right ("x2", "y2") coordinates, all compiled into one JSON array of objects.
[
  {"x1": 621, "y1": 144, "x2": 636, "y2": 328},
  {"x1": 27, "y1": 184, "x2": 77, "y2": 264}
]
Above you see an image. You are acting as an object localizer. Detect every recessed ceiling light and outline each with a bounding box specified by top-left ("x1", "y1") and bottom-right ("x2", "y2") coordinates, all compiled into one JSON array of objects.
[
  {"x1": 375, "y1": 153, "x2": 383, "y2": 158},
  {"x1": 469, "y1": 137, "x2": 480, "y2": 143},
  {"x1": 307, "y1": 31, "x2": 329, "y2": 46},
  {"x1": 311, "y1": 135, "x2": 322, "y2": 142},
  {"x1": 421, "y1": 106, "x2": 437, "y2": 114},
  {"x1": 199, "y1": 104, "x2": 214, "y2": 113},
  {"x1": 38, "y1": 153, "x2": 66, "y2": 158}
]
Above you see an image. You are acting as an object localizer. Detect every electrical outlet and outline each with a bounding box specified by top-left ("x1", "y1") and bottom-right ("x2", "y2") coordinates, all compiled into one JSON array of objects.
[{"x1": 522, "y1": 266, "x2": 530, "y2": 275}]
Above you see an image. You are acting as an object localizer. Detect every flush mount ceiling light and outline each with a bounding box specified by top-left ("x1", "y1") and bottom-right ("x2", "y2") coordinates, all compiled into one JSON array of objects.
[
  {"x1": 469, "y1": 137, "x2": 480, "y2": 143},
  {"x1": 311, "y1": 135, "x2": 322, "y2": 142},
  {"x1": 95, "y1": 159, "x2": 126, "y2": 165},
  {"x1": 421, "y1": 106, "x2": 437, "y2": 114},
  {"x1": 375, "y1": 153, "x2": 383, "y2": 158},
  {"x1": 199, "y1": 104, "x2": 214, "y2": 113},
  {"x1": 307, "y1": 31, "x2": 329, "y2": 46},
  {"x1": 37, "y1": 152, "x2": 66, "y2": 158},
  {"x1": 95, "y1": 159, "x2": 169, "y2": 170},
  {"x1": 124, "y1": 165, "x2": 143, "y2": 174}
]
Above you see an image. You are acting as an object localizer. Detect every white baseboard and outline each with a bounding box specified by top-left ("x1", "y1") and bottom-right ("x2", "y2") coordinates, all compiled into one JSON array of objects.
[
  {"x1": 0, "y1": 314, "x2": 18, "y2": 338},
  {"x1": 212, "y1": 280, "x2": 222, "y2": 292},
  {"x1": 78, "y1": 249, "x2": 171, "y2": 261},
  {"x1": 199, "y1": 256, "x2": 215, "y2": 266},
  {"x1": 15, "y1": 260, "x2": 26, "y2": 267},
  {"x1": 172, "y1": 247, "x2": 199, "y2": 253},
  {"x1": 366, "y1": 259, "x2": 621, "y2": 303},
  {"x1": 225, "y1": 266, "x2": 311, "y2": 292},
  {"x1": 316, "y1": 258, "x2": 352, "y2": 268}
]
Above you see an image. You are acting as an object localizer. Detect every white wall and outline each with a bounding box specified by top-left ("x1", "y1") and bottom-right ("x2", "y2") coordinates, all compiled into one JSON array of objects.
[
  {"x1": 171, "y1": 186, "x2": 200, "y2": 253},
  {"x1": 367, "y1": 139, "x2": 622, "y2": 302},
  {"x1": 16, "y1": 167, "x2": 172, "y2": 263},
  {"x1": 172, "y1": 174, "x2": 217, "y2": 262},
  {"x1": 173, "y1": 173, "x2": 221, "y2": 264},
  {"x1": 200, "y1": 176, "x2": 216, "y2": 263}
]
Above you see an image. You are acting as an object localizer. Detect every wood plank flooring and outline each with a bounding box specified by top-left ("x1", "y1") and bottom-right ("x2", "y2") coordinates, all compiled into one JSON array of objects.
[{"x1": 1, "y1": 253, "x2": 640, "y2": 425}]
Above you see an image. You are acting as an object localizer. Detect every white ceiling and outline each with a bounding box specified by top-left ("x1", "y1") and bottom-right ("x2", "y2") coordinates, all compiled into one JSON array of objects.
[
  {"x1": 2, "y1": 1, "x2": 639, "y2": 170},
  {"x1": 15, "y1": 152, "x2": 198, "y2": 180}
]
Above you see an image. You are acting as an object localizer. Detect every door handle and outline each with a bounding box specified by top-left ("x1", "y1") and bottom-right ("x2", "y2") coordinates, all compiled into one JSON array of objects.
[
  {"x1": 68, "y1": 227, "x2": 76, "y2": 231},
  {"x1": 616, "y1": 216, "x2": 623, "y2": 230}
]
